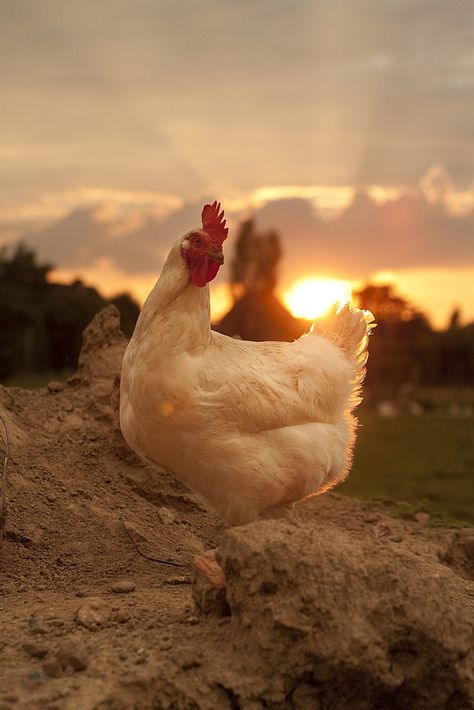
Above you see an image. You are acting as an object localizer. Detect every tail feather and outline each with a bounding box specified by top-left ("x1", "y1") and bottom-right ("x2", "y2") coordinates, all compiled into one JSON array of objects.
[{"x1": 313, "y1": 303, "x2": 376, "y2": 405}]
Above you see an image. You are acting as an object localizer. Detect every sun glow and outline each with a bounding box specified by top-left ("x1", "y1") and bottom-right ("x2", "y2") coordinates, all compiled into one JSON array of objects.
[{"x1": 283, "y1": 278, "x2": 353, "y2": 320}]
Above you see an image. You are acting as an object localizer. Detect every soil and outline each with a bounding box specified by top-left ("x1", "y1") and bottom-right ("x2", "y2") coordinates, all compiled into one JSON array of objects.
[{"x1": 0, "y1": 306, "x2": 473, "y2": 710}]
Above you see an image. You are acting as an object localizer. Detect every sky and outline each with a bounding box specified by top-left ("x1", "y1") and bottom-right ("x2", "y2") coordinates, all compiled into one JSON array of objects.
[{"x1": 1, "y1": 0, "x2": 473, "y2": 327}]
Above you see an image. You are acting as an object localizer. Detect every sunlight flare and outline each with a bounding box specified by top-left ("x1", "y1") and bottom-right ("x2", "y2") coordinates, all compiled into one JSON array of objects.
[{"x1": 283, "y1": 278, "x2": 352, "y2": 320}]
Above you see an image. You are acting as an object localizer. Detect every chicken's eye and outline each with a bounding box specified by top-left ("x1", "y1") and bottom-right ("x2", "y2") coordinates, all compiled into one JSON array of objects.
[{"x1": 192, "y1": 235, "x2": 203, "y2": 247}]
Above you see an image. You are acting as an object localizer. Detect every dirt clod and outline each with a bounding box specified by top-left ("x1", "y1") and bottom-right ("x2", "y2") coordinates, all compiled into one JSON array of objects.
[
  {"x1": 74, "y1": 599, "x2": 106, "y2": 631},
  {"x1": 22, "y1": 642, "x2": 48, "y2": 659},
  {"x1": 57, "y1": 639, "x2": 89, "y2": 672}
]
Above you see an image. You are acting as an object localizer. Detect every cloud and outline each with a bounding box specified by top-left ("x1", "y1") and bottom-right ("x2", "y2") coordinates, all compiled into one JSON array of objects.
[
  {"x1": 254, "y1": 191, "x2": 474, "y2": 281},
  {"x1": 7, "y1": 187, "x2": 470, "y2": 292},
  {"x1": 1, "y1": 0, "x2": 473, "y2": 202}
]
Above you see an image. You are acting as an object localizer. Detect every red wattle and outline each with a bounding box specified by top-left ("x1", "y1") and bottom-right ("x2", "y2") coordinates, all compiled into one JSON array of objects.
[{"x1": 191, "y1": 258, "x2": 220, "y2": 287}]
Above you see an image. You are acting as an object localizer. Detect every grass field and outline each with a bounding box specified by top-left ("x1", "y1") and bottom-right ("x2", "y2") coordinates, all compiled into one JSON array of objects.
[{"x1": 340, "y1": 412, "x2": 474, "y2": 525}]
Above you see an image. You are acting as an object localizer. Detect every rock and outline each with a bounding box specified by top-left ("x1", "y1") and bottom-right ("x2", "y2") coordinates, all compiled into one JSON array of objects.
[
  {"x1": 74, "y1": 598, "x2": 106, "y2": 630},
  {"x1": 111, "y1": 609, "x2": 131, "y2": 624},
  {"x1": 42, "y1": 659, "x2": 63, "y2": 678},
  {"x1": 78, "y1": 305, "x2": 126, "y2": 383},
  {"x1": 110, "y1": 579, "x2": 136, "y2": 594},
  {"x1": 47, "y1": 381, "x2": 63, "y2": 393},
  {"x1": 211, "y1": 520, "x2": 474, "y2": 709},
  {"x1": 441, "y1": 529, "x2": 474, "y2": 580},
  {"x1": 22, "y1": 669, "x2": 47, "y2": 687},
  {"x1": 57, "y1": 640, "x2": 89, "y2": 672},
  {"x1": 28, "y1": 615, "x2": 48, "y2": 635},
  {"x1": 157, "y1": 506, "x2": 176, "y2": 525},
  {"x1": 414, "y1": 512, "x2": 430, "y2": 525},
  {"x1": 292, "y1": 683, "x2": 321, "y2": 709},
  {"x1": 22, "y1": 642, "x2": 48, "y2": 659},
  {"x1": 192, "y1": 549, "x2": 228, "y2": 616}
]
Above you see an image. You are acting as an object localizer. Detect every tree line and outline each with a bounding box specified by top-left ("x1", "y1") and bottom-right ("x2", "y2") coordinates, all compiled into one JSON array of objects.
[
  {"x1": 1, "y1": 232, "x2": 473, "y2": 395},
  {"x1": 0, "y1": 244, "x2": 139, "y2": 381}
]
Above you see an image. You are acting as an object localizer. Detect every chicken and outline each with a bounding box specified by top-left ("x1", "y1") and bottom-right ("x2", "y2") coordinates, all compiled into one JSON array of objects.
[{"x1": 120, "y1": 202, "x2": 375, "y2": 526}]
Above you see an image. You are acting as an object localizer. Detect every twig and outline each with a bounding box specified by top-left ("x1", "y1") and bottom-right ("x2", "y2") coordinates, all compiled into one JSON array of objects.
[
  {"x1": 120, "y1": 518, "x2": 186, "y2": 568},
  {"x1": 0, "y1": 414, "x2": 9, "y2": 540}
]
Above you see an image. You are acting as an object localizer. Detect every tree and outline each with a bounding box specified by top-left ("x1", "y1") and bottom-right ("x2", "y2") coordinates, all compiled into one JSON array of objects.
[
  {"x1": 0, "y1": 244, "x2": 53, "y2": 376},
  {"x1": 230, "y1": 219, "x2": 282, "y2": 297},
  {"x1": 0, "y1": 243, "x2": 140, "y2": 380}
]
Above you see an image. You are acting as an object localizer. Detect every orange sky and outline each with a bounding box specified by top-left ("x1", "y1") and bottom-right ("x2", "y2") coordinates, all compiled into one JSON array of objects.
[{"x1": 2, "y1": 2, "x2": 473, "y2": 327}]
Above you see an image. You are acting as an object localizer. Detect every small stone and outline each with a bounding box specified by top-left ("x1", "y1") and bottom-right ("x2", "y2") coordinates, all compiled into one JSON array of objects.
[
  {"x1": 57, "y1": 640, "x2": 89, "y2": 672},
  {"x1": 22, "y1": 669, "x2": 47, "y2": 687},
  {"x1": 46, "y1": 493, "x2": 57, "y2": 503},
  {"x1": 22, "y1": 642, "x2": 48, "y2": 659},
  {"x1": 414, "y1": 512, "x2": 430, "y2": 525},
  {"x1": 42, "y1": 659, "x2": 63, "y2": 678},
  {"x1": 47, "y1": 617, "x2": 65, "y2": 628},
  {"x1": 164, "y1": 576, "x2": 191, "y2": 585},
  {"x1": 75, "y1": 589, "x2": 88, "y2": 598},
  {"x1": 111, "y1": 609, "x2": 131, "y2": 624},
  {"x1": 47, "y1": 381, "x2": 63, "y2": 393},
  {"x1": 110, "y1": 579, "x2": 136, "y2": 594},
  {"x1": 28, "y1": 615, "x2": 48, "y2": 635},
  {"x1": 74, "y1": 598, "x2": 105, "y2": 630},
  {"x1": 157, "y1": 506, "x2": 176, "y2": 525}
]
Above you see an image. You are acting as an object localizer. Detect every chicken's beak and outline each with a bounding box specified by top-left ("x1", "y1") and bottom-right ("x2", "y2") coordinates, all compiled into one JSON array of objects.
[{"x1": 207, "y1": 249, "x2": 224, "y2": 265}]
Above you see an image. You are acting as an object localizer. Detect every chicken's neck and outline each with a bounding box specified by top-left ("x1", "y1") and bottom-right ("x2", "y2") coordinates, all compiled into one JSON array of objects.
[{"x1": 133, "y1": 244, "x2": 211, "y2": 354}]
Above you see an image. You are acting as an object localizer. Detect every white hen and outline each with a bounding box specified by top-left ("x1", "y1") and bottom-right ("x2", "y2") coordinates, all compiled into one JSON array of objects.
[{"x1": 120, "y1": 202, "x2": 374, "y2": 525}]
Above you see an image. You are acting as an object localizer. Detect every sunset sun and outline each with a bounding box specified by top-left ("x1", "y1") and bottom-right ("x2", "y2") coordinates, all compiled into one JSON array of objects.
[{"x1": 283, "y1": 278, "x2": 353, "y2": 320}]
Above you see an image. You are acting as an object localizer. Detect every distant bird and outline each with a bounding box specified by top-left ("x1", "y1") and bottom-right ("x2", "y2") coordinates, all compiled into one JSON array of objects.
[{"x1": 120, "y1": 202, "x2": 374, "y2": 525}]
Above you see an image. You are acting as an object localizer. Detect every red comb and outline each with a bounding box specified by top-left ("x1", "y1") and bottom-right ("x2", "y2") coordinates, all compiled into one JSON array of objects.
[{"x1": 201, "y1": 201, "x2": 228, "y2": 245}]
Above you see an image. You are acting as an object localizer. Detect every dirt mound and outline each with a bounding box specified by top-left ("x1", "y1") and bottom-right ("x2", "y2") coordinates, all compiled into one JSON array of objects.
[{"x1": 1, "y1": 307, "x2": 473, "y2": 709}]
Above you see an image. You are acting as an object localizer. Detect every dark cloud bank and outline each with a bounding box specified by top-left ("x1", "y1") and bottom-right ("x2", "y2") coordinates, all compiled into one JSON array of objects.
[{"x1": 19, "y1": 192, "x2": 474, "y2": 282}]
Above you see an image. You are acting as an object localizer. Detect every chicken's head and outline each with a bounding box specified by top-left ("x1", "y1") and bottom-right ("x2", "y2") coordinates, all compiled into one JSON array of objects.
[{"x1": 181, "y1": 201, "x2": 228, "y2": 287}]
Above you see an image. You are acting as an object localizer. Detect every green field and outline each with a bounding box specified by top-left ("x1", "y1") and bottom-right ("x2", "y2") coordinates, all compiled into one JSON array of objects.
[{"x1": 340, "y1": 412, "x2": 474, "y2": 525}]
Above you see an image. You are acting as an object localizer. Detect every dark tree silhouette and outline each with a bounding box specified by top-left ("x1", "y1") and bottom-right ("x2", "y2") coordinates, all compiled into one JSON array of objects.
[
  {"x1": 230, "y1": 219, "x2": 282, "y2": 295},
  {"x1": 218, "y1": 220, "x2": 304, "y2": 342},
  {"x1": 0, "y1": 243, "x2": 139, "y2": 381}
]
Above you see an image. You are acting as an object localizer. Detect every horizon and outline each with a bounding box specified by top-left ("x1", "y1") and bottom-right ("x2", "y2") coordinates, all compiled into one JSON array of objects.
[{"x1": 2, "y1": 183, "x2": 472, "y2": 330}]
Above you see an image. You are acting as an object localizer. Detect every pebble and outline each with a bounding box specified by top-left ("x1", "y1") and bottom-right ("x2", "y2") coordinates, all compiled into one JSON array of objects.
[
  {"x1": 42, "y1": 659, "x2": 63, "y2": 678},
  {"x1": 47, "y1": 381, "x2": 63, "y2": 393},
  {"x1": 28, "y1": 615, "x2": 48, "y2": 635},
  {"x1": 22, "y1": 669, "x2": 47, "y2": 687},
  {"x1": 110, "y1": 579, "x2": 136, "y2": 594},
  {"x1": 46, "y1": 493, "x2": 57, "y2": 503},
  {"x1": 414, "y1": 512, "x2": 430, "y2": 525},
  {"x1": 157, "y1": 506, "x2": 176, "y2": 525},
  {"x1": 111, "y1": 609, "x2": 131, "y2": 624},
  {"x1": 22, "y1": 642, "x2": 48, "y2": 659},
  {"x1": 164, "y1": 576, "x2": 191, "y2": 585},
  {"x1": 74, "y1": 598, "x2": 105, "y2": 630}
]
